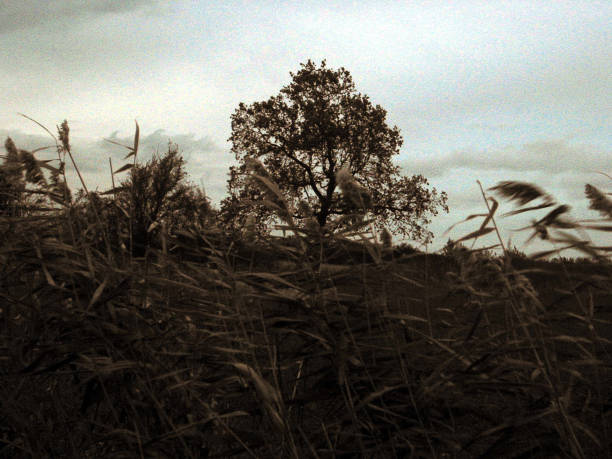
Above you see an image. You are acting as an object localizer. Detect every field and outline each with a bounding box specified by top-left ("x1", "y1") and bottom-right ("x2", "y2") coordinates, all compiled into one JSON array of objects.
[{"x1": 1, "y1": 129, "x2": 611, "y2": 458}]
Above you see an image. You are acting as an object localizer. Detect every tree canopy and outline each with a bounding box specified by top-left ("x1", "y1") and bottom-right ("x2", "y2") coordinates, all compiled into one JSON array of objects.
[
  {"x1": 220, "y1": 60, "x2": 448, "y2": 243},
  {"x1": 114, "y1": 143, "x2": 213, "y2": 256},
  {"x1": 57, "y1": 141, "x2": 213, "y2": 258}
]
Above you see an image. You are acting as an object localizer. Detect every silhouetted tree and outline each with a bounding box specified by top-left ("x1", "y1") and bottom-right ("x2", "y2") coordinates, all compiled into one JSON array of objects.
[
  {"x1": 220, "y1": 60, "x2": 448, "y2": 242},
  {"x1": 114, "y1": 143, "x2": 214, "y2": 256}
]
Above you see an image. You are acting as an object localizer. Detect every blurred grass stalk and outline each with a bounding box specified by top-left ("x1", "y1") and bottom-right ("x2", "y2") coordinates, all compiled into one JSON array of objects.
[{"x1": 0, "y1": 120, "x2": 610, "y2": 458}]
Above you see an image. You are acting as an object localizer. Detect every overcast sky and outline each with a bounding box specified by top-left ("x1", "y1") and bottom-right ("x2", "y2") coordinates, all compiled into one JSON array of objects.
[{"x1": 1, "y1": 0, "x2": 610, "y2": 254}]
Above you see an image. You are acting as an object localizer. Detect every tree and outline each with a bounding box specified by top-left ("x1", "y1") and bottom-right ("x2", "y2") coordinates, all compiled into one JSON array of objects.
[
  {"x1": 112, "y1": 143, "x2": 214, "y2": 256},
  {"x1": 220, "y1": 60, "x2": 448, "y2": 243}
]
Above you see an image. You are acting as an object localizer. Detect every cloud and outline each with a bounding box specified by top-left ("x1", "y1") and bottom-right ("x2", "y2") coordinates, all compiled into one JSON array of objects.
[
  {"x1": 406, "y1": 151, "x2": 611, "y2": 253},
  {"x1": 402, "y1": 139, "x2": 611, "y2": 179},
  {"x1": 1, "y1": 0, "x2": 163, "y2": 34},
  {"x1": 95, "y1": 129, "x2": 232, "y2": 203},
  {"x1": 0, "y1": 129, "x2": 58, "y2": 153},
  {"x1": 0, "y1": 127, "x2": 232, "y2": 205}
]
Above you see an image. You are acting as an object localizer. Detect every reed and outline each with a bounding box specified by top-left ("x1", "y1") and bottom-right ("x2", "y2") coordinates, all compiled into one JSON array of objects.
[{"x1": 1, "y1": 121, "x2": 610, "y2": 458}]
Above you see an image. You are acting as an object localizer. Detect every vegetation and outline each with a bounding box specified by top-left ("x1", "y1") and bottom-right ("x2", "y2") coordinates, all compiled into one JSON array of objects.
[
  {"x1": 109, "y1": 141, "x2": 215, "y2": 257},
  {"x1": 1, "y1": 112, "x2": 610, "y2": 458},
  {"x1": 221, "y1": 60, "x2": 448, "y2": 243}
]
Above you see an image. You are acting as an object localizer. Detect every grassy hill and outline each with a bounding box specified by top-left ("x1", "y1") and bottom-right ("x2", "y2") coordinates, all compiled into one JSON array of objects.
[
  {"x1": 1, "y1": 129, "x2": 611, "y2": 457},
  {"x1": 2, "y1": 217, "x2": 611, "y2": 458}
]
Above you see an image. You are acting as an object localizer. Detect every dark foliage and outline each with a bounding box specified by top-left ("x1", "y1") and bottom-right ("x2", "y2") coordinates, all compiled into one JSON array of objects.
[
  {"x1": 220, "y1": 60, "x2": 448, "y2": 243},
  {"x1": 113, "y1": 143, "x2": 214, "y2": 256}
]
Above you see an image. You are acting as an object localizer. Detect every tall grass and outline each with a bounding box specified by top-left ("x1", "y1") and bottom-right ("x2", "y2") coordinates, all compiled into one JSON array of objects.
[{"x1": 1, "y1": 121, "x2": 610, "y2": 458}]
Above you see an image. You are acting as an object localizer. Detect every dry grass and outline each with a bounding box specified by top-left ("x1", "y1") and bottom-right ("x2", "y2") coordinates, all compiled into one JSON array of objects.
[{"x1": 1, "y1": 122, "x2": 610, "y2": 458}]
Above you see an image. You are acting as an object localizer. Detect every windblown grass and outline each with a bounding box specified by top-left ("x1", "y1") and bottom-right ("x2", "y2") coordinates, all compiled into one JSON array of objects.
[{"x1": 1, "y1": 121, "x2": 610, "y2": 458}]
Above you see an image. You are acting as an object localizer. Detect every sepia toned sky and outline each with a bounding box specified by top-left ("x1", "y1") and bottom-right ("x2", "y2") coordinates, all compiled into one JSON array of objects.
[{"x1": 1, "y1": 1, "x2": 610, "y2": 254}]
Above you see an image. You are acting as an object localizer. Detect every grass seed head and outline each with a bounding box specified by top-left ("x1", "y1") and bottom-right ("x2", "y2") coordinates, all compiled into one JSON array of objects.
[
  {"x1": 336, "y1": 166, "x2": 372, "y2": 210},
  {"x1": 19, "y1": 149, "x2": 47, "y2": 186},
  {"x1": 58, "y1": 120, "x2": 70, "y2": 151},
  {"x1": 585, "y1": 184, "x2": 612, "y2": 218},
  {"x1": 304, "y1": 216, "x2": 320, "y2": 233},
  {"x1": 490, "y1": 181, "x2": 553, "y2": 205},
  {"x1": 4, "y1": 137, "x2": 19, "y2": 163},
  {"x1": 245, "y1": 157, "x2": 271, "y2": 180},
  {"x1": 245, "y1": 158, "x2": 293, "y2": 221},
  {"x1": 244, "y1": 214, "x2": 256, "y2": 241},
  {"x1": 381, "y1": 227, "x2": 392, "y2": 248}
]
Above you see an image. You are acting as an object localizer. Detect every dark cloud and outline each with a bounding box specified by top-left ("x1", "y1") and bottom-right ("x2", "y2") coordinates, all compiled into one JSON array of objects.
[
  {"x1": 401, "y1": 139, "x2": 610, "y2": 178},
  {"x1": 1, "y1": 0, "x2": 163, "y2": 34}
]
